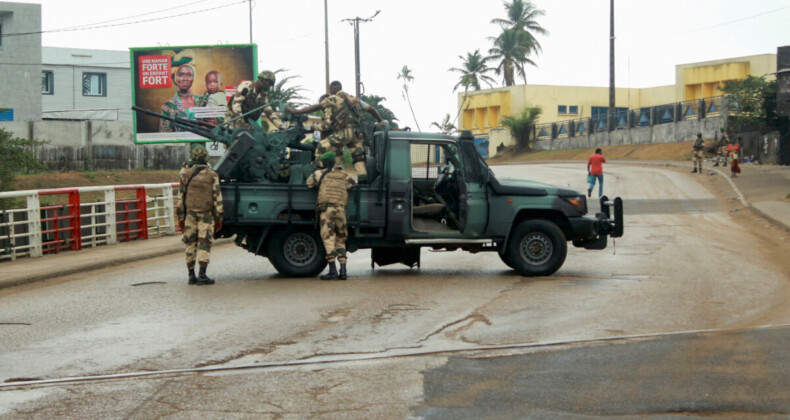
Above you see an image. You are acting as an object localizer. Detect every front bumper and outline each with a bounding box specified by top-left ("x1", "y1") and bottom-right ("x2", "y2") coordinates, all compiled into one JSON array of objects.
[{"x1": 570, "y1": 196, "x2": 624, "y2": 250}]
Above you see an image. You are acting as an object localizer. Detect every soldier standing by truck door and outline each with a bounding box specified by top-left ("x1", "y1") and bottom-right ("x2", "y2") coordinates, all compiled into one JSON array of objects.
[
  {"x1": 691, "y1": 132, "x2": 704, "y2": 173},
  {"x1": 288, "y1": 81, "x2": 383, "y2": 181},
  {"x1": 178, "y1": 146, "x2": 224, "y2": 285},
  {"x1": 307, "y1": 152, "x2": 357, "y2": 280}
]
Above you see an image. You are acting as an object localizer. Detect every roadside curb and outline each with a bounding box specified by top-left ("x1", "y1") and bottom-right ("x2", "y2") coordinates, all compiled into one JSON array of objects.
[{"x1": 0, "y1": 237, "x2": 235, "y2": 290}]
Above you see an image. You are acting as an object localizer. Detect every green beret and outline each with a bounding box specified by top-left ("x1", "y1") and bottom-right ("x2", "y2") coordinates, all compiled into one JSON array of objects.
[{"x1": 320, "y1": 151, "x2": 336, "y2": 162}]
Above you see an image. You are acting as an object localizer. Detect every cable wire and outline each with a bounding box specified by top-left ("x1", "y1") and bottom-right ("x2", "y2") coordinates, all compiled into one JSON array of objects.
[{"x1": 1, "y1": 0, "x2": 247, "y2": 38}]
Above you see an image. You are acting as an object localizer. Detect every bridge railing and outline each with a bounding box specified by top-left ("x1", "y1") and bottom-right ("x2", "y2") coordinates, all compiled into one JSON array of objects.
[{"x1": 0, "y1": 183, "x2": 180, "y2": 262}]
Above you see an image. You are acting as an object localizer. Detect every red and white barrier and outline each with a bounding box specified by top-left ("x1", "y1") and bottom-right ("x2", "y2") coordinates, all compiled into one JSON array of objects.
[{"x1": 0, "y1": 183, "x2": 180, "y2": 261}]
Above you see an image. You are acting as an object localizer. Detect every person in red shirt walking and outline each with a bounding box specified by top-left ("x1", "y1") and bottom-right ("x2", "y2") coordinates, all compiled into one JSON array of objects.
[{"x1": 587, "y1": 148, "x2": 606, "y2": 198}]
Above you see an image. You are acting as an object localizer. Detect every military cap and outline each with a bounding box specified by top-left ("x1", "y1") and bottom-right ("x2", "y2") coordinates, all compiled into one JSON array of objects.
[
  {"x1": 190, "y1": 145, "x2": 209, "y2": 164},
  {"x1": 320, "y1": 151, "x2": 336, "y2": 162},
  {"x1": 258, "y1": 70, "x2": 276, "y2": 83},
  {"x1": 697, "y1": 132, "x2": 702, "y2": 137}
]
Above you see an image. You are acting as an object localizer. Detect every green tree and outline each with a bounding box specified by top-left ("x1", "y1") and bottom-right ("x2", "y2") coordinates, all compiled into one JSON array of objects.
[
  {"x1": 720, "y1": 76, "x2": 772, "y2": 120},
  {"x1": 0, "y1": 128, "x2": 46, "y2": 197},
  {"x1": 430, "y1": 114, "x2": 457, "y2": 135},
  {"x1": 268, "y1": 68, "x2": 309, "y2": 109},
  {"x1": 361, "y1": 94, "x2": 399, "y2": 129},
  {"x1": 491, "y1": 0, "x2": 548, "y2": 85},
  {"x1": 397, "y1": 65, "x2": 421, "y2": 131},
  {"x1": 449, "y1": 50, "x2": 496, "y2": 92},
  {"x1": 488, "y1": 29, "x2": 533, "y2": 86},
  {"x1": 500, "y1": 106, "x2": 542, "y2": 151}
]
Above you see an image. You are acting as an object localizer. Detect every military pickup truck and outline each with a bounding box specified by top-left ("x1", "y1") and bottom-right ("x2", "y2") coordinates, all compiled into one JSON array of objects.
[{"x1": 134, "y1": 105, "x2": 623, "y2": 278}]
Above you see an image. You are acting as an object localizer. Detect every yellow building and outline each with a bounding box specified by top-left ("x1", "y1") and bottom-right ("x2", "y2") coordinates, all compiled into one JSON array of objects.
[{"x1": 459, "y1": 53, "x2": 776, "y2": 147}]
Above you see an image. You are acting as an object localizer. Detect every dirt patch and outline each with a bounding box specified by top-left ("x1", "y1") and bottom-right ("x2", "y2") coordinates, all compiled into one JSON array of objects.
[
  {"x1": 491, "y1": 141, "x2": 697, "y2": 163},
  {"x1": 14, "y1": 170, "x2": 179, "y2": 191}
]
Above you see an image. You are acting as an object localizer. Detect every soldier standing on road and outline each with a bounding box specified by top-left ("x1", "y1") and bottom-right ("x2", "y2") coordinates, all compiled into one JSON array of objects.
[
  {"x1": 177, "y1": 146, "x2": 224, "y2": 285},
  {"x1": 691, "y1": 133, "x2": 704, "y2": 174},
  {"x1": 715, "y1": 127, "x2": 729, "y2": 167},
  {"x1": 307, "y1": 152, "x2": 357, "y2": 280},
  {"x1": 288, "y1": 81, "x2": 383, "y2": 181}
]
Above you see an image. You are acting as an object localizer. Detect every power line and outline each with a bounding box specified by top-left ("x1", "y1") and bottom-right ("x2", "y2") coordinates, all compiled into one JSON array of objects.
[
  {"x1": 1, "y1": 0, "x2": 247, "y2": 38},
  {"x1": 679, "y1": 4, "x2": 790, "y2": 33},
  {"x1": 48, "y1": 0, "x2": 212, "y2": 32}
]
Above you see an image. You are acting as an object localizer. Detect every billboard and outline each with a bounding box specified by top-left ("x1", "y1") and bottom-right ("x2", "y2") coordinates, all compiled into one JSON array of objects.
[{"x1": 130, "y1": 44, "x2": 257, "y2": 144}]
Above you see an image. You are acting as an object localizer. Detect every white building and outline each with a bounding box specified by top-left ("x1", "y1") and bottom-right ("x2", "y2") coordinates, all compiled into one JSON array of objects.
[
  {"x1": 42, "y1": 47, "x2": 131, "y2": 121},
  {"x1": 0, "y1": 1, "x2": 42, "y2": 121}
]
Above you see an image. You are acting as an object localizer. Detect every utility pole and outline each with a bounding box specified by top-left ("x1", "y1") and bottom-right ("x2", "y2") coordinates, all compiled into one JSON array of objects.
[
  {"x1": 342, "y1": 10, "x2": 380, "y2": 98},
  {"x1": 249, "y1": 0, "x2": 253, "y2": 44},
  {"x1": 608, "y1": 0, "x2": 615, "y2": 131},
  {"x1": 324, "y1": 0, "x2": 330, "y2": 93}
]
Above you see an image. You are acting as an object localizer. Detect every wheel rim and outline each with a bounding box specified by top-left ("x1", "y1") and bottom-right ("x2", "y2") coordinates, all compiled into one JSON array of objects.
[
  {"x1": 519, "y1": 232, "x2": 553, "y2": 265},
  {"x1": 283, "y1": 232, "x2": 318, "y2": 267}
]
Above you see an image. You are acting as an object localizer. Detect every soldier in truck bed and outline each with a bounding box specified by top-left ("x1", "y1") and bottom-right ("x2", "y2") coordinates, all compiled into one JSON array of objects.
[{"x1": 287, "y1": 81, "x2": 383, "y2": 181}]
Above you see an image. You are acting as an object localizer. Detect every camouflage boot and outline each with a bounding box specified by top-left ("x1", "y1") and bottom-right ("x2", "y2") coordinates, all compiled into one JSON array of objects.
[
  {"x1": 321, "y1": 261, "x2": 338, "y2": 280},
  {"x1": 338, "y1": 263, "x2": 347, "y2": 280},
  {"x1": 196, "y1": 263, "x2": 215, "y2": 285},
  {"x1": 188, "y1": 265, "x2": 197, "y2": 285},
  {"x1": 690, "y1": 168, "x2": 697, "y2": 173}
]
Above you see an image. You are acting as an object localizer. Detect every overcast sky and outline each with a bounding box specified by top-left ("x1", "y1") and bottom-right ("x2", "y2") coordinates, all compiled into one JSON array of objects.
[{"x1": 19, "y1": 0, "x2": 790, "y2": 129}]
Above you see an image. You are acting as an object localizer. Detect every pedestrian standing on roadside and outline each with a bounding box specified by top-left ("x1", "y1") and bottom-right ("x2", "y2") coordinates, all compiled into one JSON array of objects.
[
  {"x1": 715, "y1": 127, "x2": 729, "y2": 167},
  {"x1": 177, "y1": 146, "x2": 224, "y2": 285},
  {"x1": 587, "y1": 148, "x2": 606, "y2": 198},
  {"x1": 691, "y1": 133, "x2": 704, "y2": 174},
  {"x1": 727, "y1": 137, "x2": 742, "y2": 178}
]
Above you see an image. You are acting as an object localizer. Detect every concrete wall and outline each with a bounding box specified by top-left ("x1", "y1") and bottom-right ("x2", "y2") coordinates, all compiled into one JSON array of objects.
[
  {"x1": 0, "y1": 2, "x2": 42, "y2": 121},
  {"x1": 532, "y1": 115, "x2": 727, "y2": 152}
]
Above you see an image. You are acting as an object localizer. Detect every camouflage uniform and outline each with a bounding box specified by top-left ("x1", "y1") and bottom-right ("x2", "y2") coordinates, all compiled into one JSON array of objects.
[
  {"x1": 692, "y1": 134, "x2": 704, "y2": 173},
  {"x1": 314, "y1": 91, "x2": 373, "y2": 176},
  {"x1": 177, "y1": 146, "x2": 224, "y2": 285},
  {"x1": 307, "y1": 154, "x2": 357, "y2": 280},
  {"x1": 716, "y1": 131, "x2": 730, "y2": 167},
  {"x1": 225, "y1": 81, "x2": 254, "y2": 130}
]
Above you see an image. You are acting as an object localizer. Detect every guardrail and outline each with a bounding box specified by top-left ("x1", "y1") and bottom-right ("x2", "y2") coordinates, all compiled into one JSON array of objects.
[{"x1": 0, "y1": 183, "x2": 180, "y2": 262}]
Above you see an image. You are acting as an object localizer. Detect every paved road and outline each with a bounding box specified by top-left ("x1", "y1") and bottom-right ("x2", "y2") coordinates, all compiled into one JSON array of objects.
[{"x1": 1, "y1": 163, "x2": 789, "y2": 419}]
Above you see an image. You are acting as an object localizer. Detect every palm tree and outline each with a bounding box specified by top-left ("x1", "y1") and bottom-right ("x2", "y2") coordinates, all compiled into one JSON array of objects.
[
  {"x1": 449, "y1": 50, "x2": 496, "y2": 92},
  {"x1": 397, "y1": 65, "x2": 421, "y2": 132},
  {"x1": 361, "y1": 94, "x2": 399, "y2": 129},
  {"x1": 488, "y1": 29, "x2": 534, "y2": 86},
  {"x1": 430, "y1": 114, "x2": 457, "y2": 135},
  {"x1": 491, "y1": 0, "x2": 548, "y2": 84},
  {"x1": 500, "y1": 106, "x2": 542, "y2": 151},
  {"x1": 267, "y1": 68, "x2": 309, "y2": 109}
]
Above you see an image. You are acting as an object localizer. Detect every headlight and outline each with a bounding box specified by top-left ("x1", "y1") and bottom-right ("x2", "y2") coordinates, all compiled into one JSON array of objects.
[{"x1": 561, "y1": 195, "x2": 587, "y2": 214}]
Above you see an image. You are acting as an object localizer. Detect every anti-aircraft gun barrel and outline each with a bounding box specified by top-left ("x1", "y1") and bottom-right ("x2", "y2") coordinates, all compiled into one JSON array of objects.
[{"x1": 132, "y1": 106, "x2": 230, "y2": 143}]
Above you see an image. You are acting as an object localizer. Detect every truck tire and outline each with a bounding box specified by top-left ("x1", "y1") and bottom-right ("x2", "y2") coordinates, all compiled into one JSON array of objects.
[
  {"x1": 504, "y1": 220, "x2": 567, "y2": 277},
  {"x1": 268, "y1": 227, "x2": 327, "y2": 277}
]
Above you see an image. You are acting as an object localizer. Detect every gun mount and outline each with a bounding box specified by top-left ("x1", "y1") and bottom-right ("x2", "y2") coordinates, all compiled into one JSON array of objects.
[{"x1": 133, "y1": 102, "x2": 317, "y2": 184}]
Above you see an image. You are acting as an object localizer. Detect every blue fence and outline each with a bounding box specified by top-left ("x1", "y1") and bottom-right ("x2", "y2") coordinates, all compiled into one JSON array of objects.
[{"x1": 534, "y1": 96, "x2": 724, "y2": 141}]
